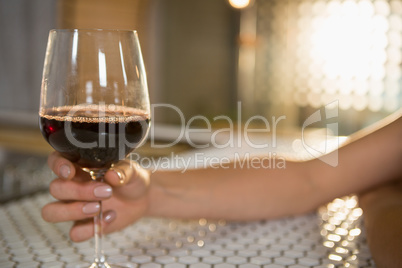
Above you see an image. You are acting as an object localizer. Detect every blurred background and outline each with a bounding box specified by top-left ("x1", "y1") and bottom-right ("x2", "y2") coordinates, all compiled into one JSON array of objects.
[
  {"x1": 0, "y1": 0, "x2": 401, "y2": 203},
  {"x1": 0, "y1": 3, "x2": 393, "y2": 266},
  {"x1": 1, "y1": 0, "x2": 402, "y2": 136}
]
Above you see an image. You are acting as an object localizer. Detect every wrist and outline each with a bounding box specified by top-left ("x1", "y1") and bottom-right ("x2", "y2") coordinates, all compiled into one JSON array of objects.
[{"x1": 144, "y1": 170, "x2": 168, "y2": 217}]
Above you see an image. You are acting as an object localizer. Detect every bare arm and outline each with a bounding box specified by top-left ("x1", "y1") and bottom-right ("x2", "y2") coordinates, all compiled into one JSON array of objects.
[
  {"x1": 147, "y1": 111, "x2": 402, "y2": 220},
  {"x1": 148, "y1": 161, "x2": 312, "y2": 220},
  {"x1": 42, "y1": 110, "x2": 402, "y2": 241},
  {"x1": 310, "y1": 111, "x2": 402, "y2": 202}
]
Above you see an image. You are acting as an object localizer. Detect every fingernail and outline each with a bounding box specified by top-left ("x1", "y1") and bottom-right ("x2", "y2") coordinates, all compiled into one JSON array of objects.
[
  {"x1": 82, "y1": 202, "x2": 100, "y2": 214},
  {"x1": 111, "y1": 168, "x2": 125, "y2": 184},
  {"x1": 94, "y1": 185, "x2": 112, "y2": 198},
  {"x1": 59, "y1": 164, "x2": 70, "y2": 179},
  {"x1": 104, "y1": 210, "x2": 116, "y2": 223}
]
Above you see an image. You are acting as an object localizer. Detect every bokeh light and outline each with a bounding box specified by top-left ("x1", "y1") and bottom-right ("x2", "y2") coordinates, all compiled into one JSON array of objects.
[
  {"x1": 229, "y1": 0, "x2": 252, "y2": 9},
  {"x1": 251, "y1": 0, "x2": 401, "y2": 115}
]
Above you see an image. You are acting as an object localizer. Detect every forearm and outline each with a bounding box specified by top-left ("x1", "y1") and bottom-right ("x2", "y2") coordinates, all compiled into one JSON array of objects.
[
  {"x1": 146, "y1": 111, "x2": 402, "y2": 220},
  {"x1": 358, "y1": 179, "x2": 402, "y2": 268},
  {"x1": 147, "y1": 161, "x2": 317, "y2": 220},
  {"x1": 310, "y1": 112, "x2": 402, "y2": 201}
]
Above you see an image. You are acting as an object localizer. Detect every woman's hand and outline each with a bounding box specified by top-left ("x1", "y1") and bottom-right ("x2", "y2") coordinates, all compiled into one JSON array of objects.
[{"x1": 41, "y1": 152, "x2": 150, "y2": 242}]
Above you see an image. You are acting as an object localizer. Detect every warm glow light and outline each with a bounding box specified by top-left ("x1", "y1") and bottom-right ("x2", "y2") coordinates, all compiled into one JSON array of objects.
[
  {"x1": 294, "y1": 0, "x2": 401, "y2": 111},
  {"x1": 335, "y1": 227, "x2": 348, "y2": 236},
  {"x1": 328, "y1": 254, "x2": 343, "y2": 261},
  {"x1": 335, "y1": 247, "x2": 349, "y2": 254},
  {"x1": 197, "y1": 240, "x2": 205, "y2": 247},
  {"x1": 310, "y1": 1, "x2": 387, "y2": 81},
  {"x1": 352, "y1": 208, "x2": 363, "y2": 217},
  {"x1": 323, "y1": 241, "x2": 335, "y2": 248},
  {"x1": 327, "y1": 234, "x2": 341, "y2": 242},
  {"x1": 349, "y1": 228, "x2": 361, "y2": 236},
  {"x1": 229, "y1": 0, "x2": 251, "y2": 9},
  {"x1": 208, "y1": 223, "x2": 217, "y2": 232},
  {"x1": 248, "y1": 0, "x2": 401, "y2": 115}
]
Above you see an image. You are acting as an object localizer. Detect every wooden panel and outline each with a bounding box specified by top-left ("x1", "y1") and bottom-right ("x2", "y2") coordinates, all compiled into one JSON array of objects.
[
  {"x1": 57, "y1": 0, "x2": 147, "y2": 30},
  {"x1": 57, "y1": 0, "x2": 151, "y2": 69},
  {"x1": 157, "y1": 0, "x2": 238, "y2": 123}
]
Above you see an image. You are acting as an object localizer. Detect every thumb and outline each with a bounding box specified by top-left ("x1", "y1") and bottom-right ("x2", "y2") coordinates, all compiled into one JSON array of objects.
[
  {"x1": 105, "y1": 160, "x2": 136, "y2": 187},
  {"x1": 105, "y1": 160, "x2": 149, "y2": 187},
  {"x1": 105, "y1": 160, "x2": 150, "y2": 200}
]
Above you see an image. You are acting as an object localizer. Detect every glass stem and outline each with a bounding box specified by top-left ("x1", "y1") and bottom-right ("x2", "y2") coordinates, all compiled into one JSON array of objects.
[{"x1": 89, "y1": 169, "x2": 108, "y2": 267}]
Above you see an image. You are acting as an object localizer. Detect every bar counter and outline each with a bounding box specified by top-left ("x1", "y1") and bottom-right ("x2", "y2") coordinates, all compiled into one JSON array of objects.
[
  {"x1": 0, "y1": 192, "x2": 374, "y2": 268},
  {"x1": 0, "y1": 127, "x2": 375, "y2": 267}
]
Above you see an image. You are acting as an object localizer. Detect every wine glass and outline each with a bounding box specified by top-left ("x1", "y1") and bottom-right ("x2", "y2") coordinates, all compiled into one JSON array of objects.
[{"x1": 39, "y1": 29, "x2": 151, "y2": 268}]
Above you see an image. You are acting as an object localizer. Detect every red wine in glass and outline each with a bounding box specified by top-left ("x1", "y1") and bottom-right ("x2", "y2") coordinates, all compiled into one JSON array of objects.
[{"x1": 40, "y1": 105, "x2": 150, "y2": 169}]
